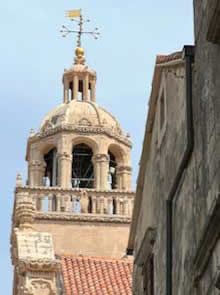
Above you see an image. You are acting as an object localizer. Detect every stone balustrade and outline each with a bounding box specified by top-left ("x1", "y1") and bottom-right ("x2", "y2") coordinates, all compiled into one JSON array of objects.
[{"x1": 15, "y1": 186, "x2": 135, "y2": 217}]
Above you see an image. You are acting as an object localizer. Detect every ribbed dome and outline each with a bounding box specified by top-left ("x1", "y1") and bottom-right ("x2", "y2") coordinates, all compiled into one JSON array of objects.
[{"x1": 40, "y1": 100, "x2": 122, "y2": 135}]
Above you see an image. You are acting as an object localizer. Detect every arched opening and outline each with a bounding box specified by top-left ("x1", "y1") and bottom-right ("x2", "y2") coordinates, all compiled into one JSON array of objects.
[
  {"x1": 72, "y1": 143, "x2": 94, "y2": 188},
  {"x1": 44, "y1": 148, "x2": 58, "y2": 187},
  {"x1": 88, "y1": 196, "x2": 92, "y2": 213},
  {"x1": 52, "y1": 195, "x2": 57, "y2": 211},
  {"x1": 108, "y1": 150, "x2": 117, "y2": 189},
  {"x1": 113, "y1": 198, "x2": 117, "y2": 215}
]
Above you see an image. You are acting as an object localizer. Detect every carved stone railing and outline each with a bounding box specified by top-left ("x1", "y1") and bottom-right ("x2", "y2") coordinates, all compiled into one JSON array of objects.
[{"x1": 14, "y1": 186, "x2": 135, "y2": 219}]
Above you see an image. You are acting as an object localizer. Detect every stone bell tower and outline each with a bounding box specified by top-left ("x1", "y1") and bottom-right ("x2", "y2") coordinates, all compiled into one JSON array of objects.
[{"x1": 11, "y1": 45, "x2": 135, "y2": 294}]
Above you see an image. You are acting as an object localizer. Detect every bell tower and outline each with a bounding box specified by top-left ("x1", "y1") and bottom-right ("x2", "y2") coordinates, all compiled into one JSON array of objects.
[{"x1": 11, "y1": 11, "x2": 135, "y2": 295}]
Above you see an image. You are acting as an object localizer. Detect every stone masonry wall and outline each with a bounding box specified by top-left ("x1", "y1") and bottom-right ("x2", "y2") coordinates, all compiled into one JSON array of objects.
[{"x1": 133, "y1": 1, "x2": 220, "y2": 294}]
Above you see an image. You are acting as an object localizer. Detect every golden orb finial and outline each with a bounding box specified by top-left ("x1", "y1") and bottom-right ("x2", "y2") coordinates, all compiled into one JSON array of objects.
[
  {"x1": 74, "y1": 47, "x2": 86, "y2": 65},
  {"x1": 75, "y1": 47, "x2": 85, "y2": 57}
]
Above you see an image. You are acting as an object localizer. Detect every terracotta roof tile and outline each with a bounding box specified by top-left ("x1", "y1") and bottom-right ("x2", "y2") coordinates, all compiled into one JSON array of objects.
[
  {"x1": 60, "y1": 255, "x2": 133, "y2": 295},
  {"x1": 156, "y1": 51, "x2": 182, "y2": 64}
]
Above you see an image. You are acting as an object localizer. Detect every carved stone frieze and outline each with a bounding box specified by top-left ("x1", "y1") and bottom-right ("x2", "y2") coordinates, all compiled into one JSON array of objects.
[
  {"x1": 18, "y1": 258, "x2": 60, "y2": 273},
  {"x1": 23, "y1": 278, "x2": 56, "y2": 295},
  {"x1": 28, "y1": 124, "x2": 132, "y2": 147},
  {"x1": 15, "y1": 185, "x2": 135, "y2": 196},
  {"x1": 35, "y1": 211, "x2": 131, "y2": 224}
]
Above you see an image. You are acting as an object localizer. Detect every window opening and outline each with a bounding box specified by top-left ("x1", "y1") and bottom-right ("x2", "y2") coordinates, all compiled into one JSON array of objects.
[
  {"x1": 108, "y1": 151, "x2": 117, "y2": 189},
  {"x1": 88, "y1": 196, "x2": 92, "y2": 213},
  {"x1": 44, "y1": 148, "x2": 58, "y2": 187},
  {"x1": 113, "y1": 199, "x2": 116, "y2": 215},
  {"x1": 43, "y1": 196, "x2": 49, "y2": 211},
  {"x1": 76, "y1": 197, "x2": 81, "y2": 212},
  {"x1": 52, "y1": 195, "x2": 57, "y2": 211},
  {"x1": 78, "y1": 80, "x2": 83, "y2": 100},
  {"x1": 69, "y1": 81, "x2": 73, "y2": 101},
  {"x1": 88, "y1": 82, "x2": 91, "y2": 101},
  {"x1": 72, "y1": 143, "x2": 94, "y2": 188}
]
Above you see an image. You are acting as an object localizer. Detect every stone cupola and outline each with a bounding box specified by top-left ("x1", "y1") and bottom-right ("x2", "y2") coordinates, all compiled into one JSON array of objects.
[{"x1": 63, "y1": 48, "x2": 97, "y2": 103}]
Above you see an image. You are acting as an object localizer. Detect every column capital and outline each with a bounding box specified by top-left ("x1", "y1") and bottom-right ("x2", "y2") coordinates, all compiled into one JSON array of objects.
[
  {"x1": 93, "y1": 153, "x2": 109, "y2": 163},
  {"x1": 57, "y1": 152, "x2": 72, "y2": 161},
  {"x1": 117, "y1": 165, "x2": 132, "y2": 173}
]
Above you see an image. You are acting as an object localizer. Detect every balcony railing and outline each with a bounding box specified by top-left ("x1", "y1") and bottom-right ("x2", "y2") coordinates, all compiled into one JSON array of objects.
[{"x1": 15, "y1": 186, "x2": 135, "y2": 217}]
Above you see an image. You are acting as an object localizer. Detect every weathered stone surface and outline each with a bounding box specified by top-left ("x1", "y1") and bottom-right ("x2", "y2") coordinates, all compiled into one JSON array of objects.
[
  {"x1": 16, "y1": 231, "x2": 54, "y2": 260},
  {"x1": 131, "y1": 2, "x2": 220, "y2": 294}
]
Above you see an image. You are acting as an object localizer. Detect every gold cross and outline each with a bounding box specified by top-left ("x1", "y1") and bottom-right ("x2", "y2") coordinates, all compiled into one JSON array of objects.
[{"x1": 60, "y1": 9, "x2": 100, "y2": 48}]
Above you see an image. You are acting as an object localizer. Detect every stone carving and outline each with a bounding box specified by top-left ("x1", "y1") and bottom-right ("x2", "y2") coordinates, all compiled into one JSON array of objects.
[
  {"x1": 18, "y1": 258, "x2": 60, "y2": 273},
  {"x1": 35, "y1": 211, "x2": 131, "y2": 224},
  {"x1": 23, "y1": 279, "x2": 56, "y2": 295},
  {"x1": 78, "y1": 118, "x2": 92, "y2": 126},
  {"x1": 16, "y1": 232, "x2": 54, "y2": 260},
  {"x1": 94, "y1": 153, "x2": 109, "y2": 162},
  {"x1": 41, "y1": 120, "x2": 54, "y2": 133},
  {"x1": 16, "y1": 173, "x2": 23, "y2": 187},
  {"x1": 15, "y1": 193, "x2": 35, "y2": 230},
  {"x1": 29, "y1": 124, "x2": 132, "y2": 147}
]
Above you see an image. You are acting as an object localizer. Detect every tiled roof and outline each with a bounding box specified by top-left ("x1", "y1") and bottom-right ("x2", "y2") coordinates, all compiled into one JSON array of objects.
[
  {"x1": 61, "y1": 255, "x2": 133, "y2": 295},
  {"x1": 156, "y1": 51, "x2": 182, "y2": 64}
]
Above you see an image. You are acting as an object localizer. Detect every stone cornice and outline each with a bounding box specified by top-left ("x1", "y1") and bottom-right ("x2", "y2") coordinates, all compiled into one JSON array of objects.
[
  {"x1": 28, "y1": 124, "x2": 132, "y2": 148},
  {"x1": 15, "y1": 185, "x2": 135, "y2": 197},
  {"x1": 35, "y1": 212, "x2": 131, "y2": 224},
  {"x1": 18, "y1": 258, "x2": 60, "y2": 273}
]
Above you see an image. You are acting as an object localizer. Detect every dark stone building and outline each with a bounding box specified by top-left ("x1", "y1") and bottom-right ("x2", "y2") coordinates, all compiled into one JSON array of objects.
[{"x1": 128, "y1": 1, "x2": 220, "y2": 294}]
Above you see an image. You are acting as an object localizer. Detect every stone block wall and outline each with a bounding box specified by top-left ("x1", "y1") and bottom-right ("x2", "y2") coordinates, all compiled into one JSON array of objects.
[{"x1": 133, "y1": 1, "x2": 220, "y2": 294}]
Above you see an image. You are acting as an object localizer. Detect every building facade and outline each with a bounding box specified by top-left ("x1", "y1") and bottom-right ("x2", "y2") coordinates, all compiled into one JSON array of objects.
[
  {"x1": 129, "y1": 1, "x2": 220, "y2": 295},
  {"x1": 11, "y1": 47, "x2": 134, "y2": 294}
]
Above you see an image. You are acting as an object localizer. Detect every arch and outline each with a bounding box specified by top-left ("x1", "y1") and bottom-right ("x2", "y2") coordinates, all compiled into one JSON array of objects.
[
  {"x1": 108, "y1": 144, "x2": 126, "y2": 190},
  {"x1": 108, "y1": 143, "x2": 126, "y2": 166},
  {"x1": 108, "y1": 151, "x2": 117, "y2": 190},
  {"x1": 44, "y1": 147, "x2": 58, "y2": 187},
  {"x1": 40, "y1": 143, "x2": 57, "y2": 158},
  {"x1": 72, "y1": 143, "x2": 94, "y2": 188},
  {"x1": 72, "y1": 136, "x2": 99, "y2": 155}
]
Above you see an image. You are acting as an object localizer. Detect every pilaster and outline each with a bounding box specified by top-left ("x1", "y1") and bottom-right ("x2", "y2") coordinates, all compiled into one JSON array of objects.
[
  {"x1": 93, "y1": 153, "x2": 109, "y2": 190},
  {"x1": 28, "y1": 160, "x2": 46, "y2": 187},
  {"x1": 57, "y1": 152, "x2": 72, "y2": 188}
]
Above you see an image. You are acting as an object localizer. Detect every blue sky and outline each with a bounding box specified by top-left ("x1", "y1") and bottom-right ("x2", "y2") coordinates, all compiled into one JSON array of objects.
[{"x1": 0, "y1": 0, "x2": 194, "y2": 292}]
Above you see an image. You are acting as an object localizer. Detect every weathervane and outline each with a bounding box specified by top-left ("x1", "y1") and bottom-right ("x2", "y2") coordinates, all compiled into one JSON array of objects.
[{"x1": 60, "y1": 9, "x2": 100, "y2": 48}]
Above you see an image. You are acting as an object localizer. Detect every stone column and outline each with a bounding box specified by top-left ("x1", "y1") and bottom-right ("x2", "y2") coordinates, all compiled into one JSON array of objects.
[
  {"x1": 91, "y1": 79, "x2": 96, "y2": 102},
  {"x1": 83, "y1": 73, "x2": 89, "y2": 101},
  {"x1": 93, "y1": 154, "x2": 109, "y2": 190},
  {"x1": 116, "y1": 166, "x2": 132, "y2": 190},
  {"x1": 57, "y1": 152, "x2": 72, "y2": 188},
  {"x1": 28, "y1": 160, "x2": 46, "y2": 187},
  {"x1": 48, "y1": 195, "x2": 53, "y2": 211},
  {"x1": 115, "y1": 197, "x2": 121, "y2": 215},
  {"x1": 92, "y1": 196, "x2": 97, "y2": 213},
  {"x1": 73, "y1": 75, "x2": 78, "y2": 100},
  {"x1": 100, "y1": 196, "x2": 105, "y2": 214},
  {"x1": 63, "y1": 78, "x2": 69, "y2": 103}
]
